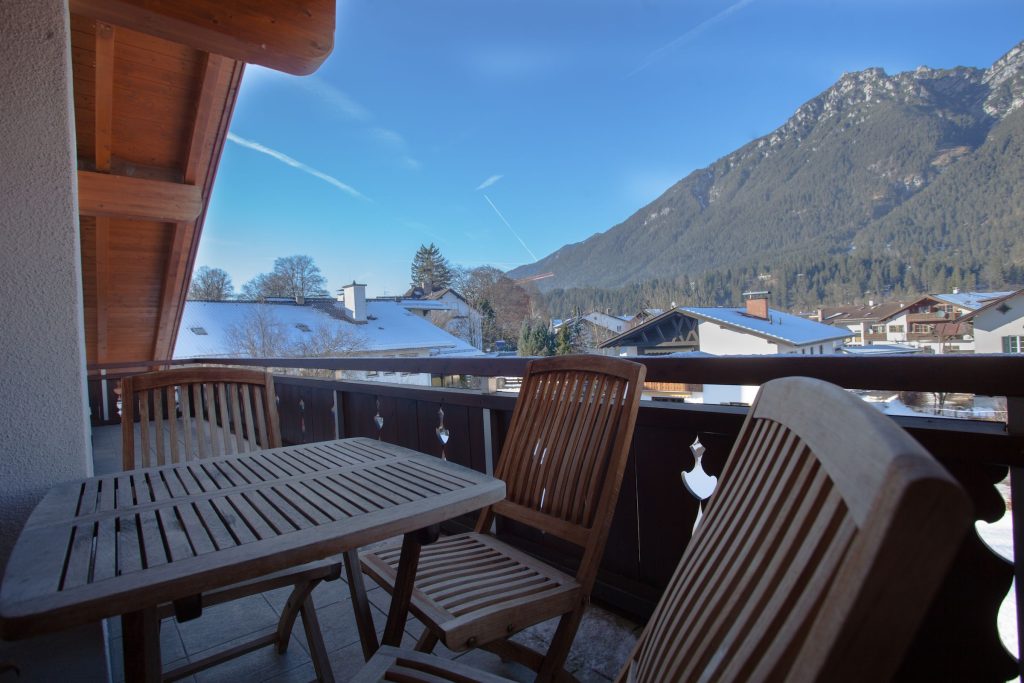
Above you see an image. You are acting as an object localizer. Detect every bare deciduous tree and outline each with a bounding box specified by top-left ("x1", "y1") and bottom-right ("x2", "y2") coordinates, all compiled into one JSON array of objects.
[
  {"x1": 241, "y1": 255, "x2": 328, "y2": 300},
  {"x1": 188, "y1": 266, "x2": 234, "y2": 300}
]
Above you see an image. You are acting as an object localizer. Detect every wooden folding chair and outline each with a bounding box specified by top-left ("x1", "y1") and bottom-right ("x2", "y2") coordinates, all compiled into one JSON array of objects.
[
  {"x1": 353, "y1": 376, "x2": 970, "y2": 682},
  {"x1": 120, "y1": 366, "x2": 339, "y2": 682},
  {"x1": 360, "y1": 355, "x2": 646, "y2": 681}
]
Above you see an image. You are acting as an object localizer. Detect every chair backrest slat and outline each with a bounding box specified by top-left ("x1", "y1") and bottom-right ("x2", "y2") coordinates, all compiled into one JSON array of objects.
[
  {"x1": 180, "y1": 382, "x2": 193, "y2": 462},
  {"x1": 621, "y1": 377, "x2": 970, "y2": 683},
  {"x1": 482, "y1": 356, "x2": 645, "y2": 587},
  {"x1": 121, "y1": 367, "x2": 281, "y2": 471}
]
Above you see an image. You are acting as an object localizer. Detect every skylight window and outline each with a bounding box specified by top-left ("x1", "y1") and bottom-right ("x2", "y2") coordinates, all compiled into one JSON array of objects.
[
  {"x1": 295, "y1": 323, "x2": 312, "y2": 332},
  {"x1": 189, "y1": 326, "x2": 208, "y2": 335}
]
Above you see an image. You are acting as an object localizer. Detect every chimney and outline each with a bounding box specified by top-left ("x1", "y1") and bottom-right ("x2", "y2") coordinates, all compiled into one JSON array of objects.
[
  {"x1": 295, "y1": 294, "x2": 305, "y2": 306},
  {"x1": 742, "y1": 291, "x2": 770, "y2": 320},
  {"x1": 341, "y1": 281, "x2": 367, "y2": 322}
]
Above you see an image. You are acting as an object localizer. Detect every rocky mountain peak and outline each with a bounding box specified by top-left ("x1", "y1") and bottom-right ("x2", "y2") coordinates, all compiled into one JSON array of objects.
[{"x1": 983, "y1": 40, "x2": 1024, "y2": 118}]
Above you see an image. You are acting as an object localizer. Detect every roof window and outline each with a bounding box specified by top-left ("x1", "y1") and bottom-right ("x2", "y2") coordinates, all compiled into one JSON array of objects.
[
  {"x1": 189, "y1": 327, "x2": 208, "y2": 336},
  {"x1": 295, "y1": 323, "x2": 312, "y2": 332}
]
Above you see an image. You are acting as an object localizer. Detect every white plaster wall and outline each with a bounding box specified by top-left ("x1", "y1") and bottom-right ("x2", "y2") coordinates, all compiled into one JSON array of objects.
[
  {"x1": 697, "y1": 322, "x2": 778, "y2": 355},
  {"x1": 974, "y1": 295, "x2": 1024, "y2": 353},
  {"x1": 0, "y1": 1, "x2": 107, "y2": 679},
  {"x1": 702, "y1": 384, "x2": 760, "y2": 405}
]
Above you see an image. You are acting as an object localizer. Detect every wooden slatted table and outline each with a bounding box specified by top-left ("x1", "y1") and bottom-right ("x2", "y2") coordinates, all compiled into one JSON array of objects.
[{"x1": 0, "y1": 438, "x2": 505, "y2": 681}]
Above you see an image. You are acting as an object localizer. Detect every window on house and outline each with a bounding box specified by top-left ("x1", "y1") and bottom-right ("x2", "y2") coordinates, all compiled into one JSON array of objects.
[
  {"x1": 888, "y1": 324, "x2": 904, "y2": 333},
  {"x1": 1002, "y1": 336, "x2": 1024, "y2": 353},
  {"x1": 295, "y1": 323, "x2": 311, "y2": 332},
  {"x1": 189, "y1": 327, "x2": 208, "y2": 335},
  {"x1": 818, "y1": 345, "x2": 823, "y2": 354}
]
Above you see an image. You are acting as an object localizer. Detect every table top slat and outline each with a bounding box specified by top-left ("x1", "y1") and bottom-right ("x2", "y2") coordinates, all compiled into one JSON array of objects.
[
  {"x1": 209, "y1": 497, "x2": 258, "y2": 546},
  {"x1": 258, "y1": 486, "x2": 314, "y2": 531},
  {"x1": 92, "y1": 519, "x2": 118, "y2": 583},
  {"x1": 117, "y1": 515, "x2": 144, "y2": 577},
  {"x1": 275, "y1": 483, "x2": 335, "y2": 526},
  {"x1": 192, "y1": 499, "x2": 237, "y2": 552},
  {"x1": 138, "y1": 510, "x2": 168, "y2": 568},
  {"x1": 61, "y1": 523, "x2": 95, "y2": 591},
  {"x1": 157, "y1": 507, "x2": 196, "y2": 563}
]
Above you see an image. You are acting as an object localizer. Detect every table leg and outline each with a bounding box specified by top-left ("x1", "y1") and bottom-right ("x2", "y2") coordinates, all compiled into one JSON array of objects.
[
  {"x1": 344, "y1": 548, "x2": 380, "y2": 661},
  {"x1": 121, "y1": 606, "x2": 161, "y2": 683},
  {"x1": 382, "y1": 524, "x2": 440, "y2": 647}
]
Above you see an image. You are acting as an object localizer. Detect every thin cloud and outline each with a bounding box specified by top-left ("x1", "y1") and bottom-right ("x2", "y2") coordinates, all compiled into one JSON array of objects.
[
  {"x1": 484, "y1": 194, "x2": 538, "y2": 261},
  {"x1": 227, "y1": 133, "x2": 370, "y2": 201},
  {"x1": 476, "y1": 175, "x2": 503, "y2": 191},
  {"x1": 371, "y1": 127, "x2": 405, "y2": 147},
  {"x1": 300, "y1": 77, "x2": 370, "y2": 121},
  {"x1": 401, "y1": 157, "x2": 423, "y2": 171},
  {"x1": 628, "y1": 0, "x2": 756, "y2": 77}
]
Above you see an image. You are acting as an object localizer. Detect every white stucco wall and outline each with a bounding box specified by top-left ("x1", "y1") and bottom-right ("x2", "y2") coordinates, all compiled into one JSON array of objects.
[
  {"x1": 697, "y1": 322, "x2": 778, "y2": 355},
  {"x1": 0, "y1": 1, "x2": 108, "y2": 678},
  {"x1": 973, "y1": 294, "x2": 1024, "y2": 353}
]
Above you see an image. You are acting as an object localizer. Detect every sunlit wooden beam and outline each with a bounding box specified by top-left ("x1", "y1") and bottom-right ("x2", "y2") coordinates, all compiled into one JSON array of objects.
[
  {"x1": 78, "y1": 171, "x2": 203, "y2": 222},
  {"x1": 70, "y1": 0, "x2": 334, "y2": 75}
]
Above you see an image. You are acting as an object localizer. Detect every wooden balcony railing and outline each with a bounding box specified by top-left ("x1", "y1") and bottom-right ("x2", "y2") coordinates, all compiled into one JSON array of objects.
[{"x1": 87, "y1": 354, "x2": 1024, "y2": 681}]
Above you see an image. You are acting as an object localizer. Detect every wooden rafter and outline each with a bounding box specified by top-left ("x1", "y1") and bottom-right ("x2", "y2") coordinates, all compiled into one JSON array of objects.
[
  {"x1": 94, "y1": 22, "x2": 115, "y2": 363},
  {"x1": 69, "y1": 0, "x2": 334, "y2": 75},
  {"x1": 78, "y1": 171, "x2": 203, "y2": 222},
  {"x1": 152, "y1": 58, "x2": 245, "y2": 360}
]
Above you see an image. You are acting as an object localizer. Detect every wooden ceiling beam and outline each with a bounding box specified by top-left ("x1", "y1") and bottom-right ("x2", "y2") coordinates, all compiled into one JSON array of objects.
[
  {"x1": 69, "y1": 0, "x2": 334, "y2": 75},
  {"x1": 93, "y1": 22, "x2": 115, "y2": 363},
  {"x1": 78, "y1": 170, "x2": 203, "y2": 222}
]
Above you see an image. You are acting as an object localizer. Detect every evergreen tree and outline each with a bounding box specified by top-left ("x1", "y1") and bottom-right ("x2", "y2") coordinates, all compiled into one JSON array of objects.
[
  {"x1": 410, "y1": 243, "x2": 453, "y2": 293},
  {"x1": 518, "y1": 320, "x2": 555, "y2": 356}
]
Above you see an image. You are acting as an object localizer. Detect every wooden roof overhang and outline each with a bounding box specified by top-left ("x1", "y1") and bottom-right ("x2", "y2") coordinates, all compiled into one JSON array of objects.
[{"x1": 72, "y1": 0, "x2": 334, "y2": 367}]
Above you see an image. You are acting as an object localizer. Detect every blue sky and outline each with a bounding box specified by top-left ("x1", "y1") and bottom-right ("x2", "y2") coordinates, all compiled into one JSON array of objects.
[{"x1": 196, "y1": 0, "x2": 1024, "y2": 298}]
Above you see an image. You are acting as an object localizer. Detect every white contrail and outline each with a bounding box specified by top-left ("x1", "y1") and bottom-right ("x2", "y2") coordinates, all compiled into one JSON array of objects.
[
  {"x1": 476, "y1": 174, "x2": 503, "y2": 191},
  {"x1": 483, "y1": 194, "x2": 538, "y2": 262},
  {"x1": 628, "y1": 0, "x2": 756, "y2": 77},
  {"x1": 227, "y1": 132, "x2": 370, "y2": 201}
]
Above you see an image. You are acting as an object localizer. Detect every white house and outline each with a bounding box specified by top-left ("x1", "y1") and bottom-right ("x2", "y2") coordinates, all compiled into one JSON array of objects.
[
  {"x1": 599, "y1": 292, "x2": 852, "y2": 404},
  {"x1": 176, "y1": 282, "x2": 482, "y2": 385},
  {"x1": 957, "y1": 289, "x2": 1024, "y2": 354},
  {"x1": 874, "y1": 290, "x2": 1014, "y2": 354},
  {"x1": 390, "y1": 287, "x2": 483, "y2": 350}
]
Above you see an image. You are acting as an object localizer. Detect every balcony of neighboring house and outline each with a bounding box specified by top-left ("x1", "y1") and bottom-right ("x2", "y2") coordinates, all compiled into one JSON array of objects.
[{"x1": 81, "y1": 353, "x2": 1024, "y2": 682}]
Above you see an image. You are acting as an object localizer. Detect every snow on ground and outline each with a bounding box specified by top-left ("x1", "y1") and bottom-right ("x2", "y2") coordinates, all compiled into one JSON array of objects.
[{"x1": 976, "y1": 494, "x2": 1017, "y2": 661}]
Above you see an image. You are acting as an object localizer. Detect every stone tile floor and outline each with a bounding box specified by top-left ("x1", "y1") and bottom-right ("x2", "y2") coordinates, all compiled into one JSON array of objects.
[
  {"x1": 92, "y1": 426, "x2": 641, "y2": 682},
  {"x1": 105, "y1": 571, "x2": 640, "y2": 682}
]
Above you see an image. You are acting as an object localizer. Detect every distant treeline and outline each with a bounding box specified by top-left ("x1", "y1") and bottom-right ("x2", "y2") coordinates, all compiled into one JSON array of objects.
[{"x1": 541, "y1": 252, "x2": 1024, "y2": 317}]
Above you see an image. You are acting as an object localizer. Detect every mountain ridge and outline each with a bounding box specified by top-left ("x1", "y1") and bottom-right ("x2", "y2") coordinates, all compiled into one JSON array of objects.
[{"x1": 510, "y1": 40, "x2": 1024, "y2": 307}]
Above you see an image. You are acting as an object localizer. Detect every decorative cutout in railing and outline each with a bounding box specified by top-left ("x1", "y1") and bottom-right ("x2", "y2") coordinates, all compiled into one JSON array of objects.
[
  {"x1": 681, "y1": 436, "x2": 717, "y2": 532},
  {"x1": 436, "y1": 407, "x2": 450, "y2": 461},
  {"x1": 374, "y1": 399, "x2": 384, "y2": 439}
]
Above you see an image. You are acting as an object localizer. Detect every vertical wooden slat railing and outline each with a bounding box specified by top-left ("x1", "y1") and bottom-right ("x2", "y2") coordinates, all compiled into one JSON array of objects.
[{"x1": 89, "y1": 354, "x2": 1024, "y2": 681}]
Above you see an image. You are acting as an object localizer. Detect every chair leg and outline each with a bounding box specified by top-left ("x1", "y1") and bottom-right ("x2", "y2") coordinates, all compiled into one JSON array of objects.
[
  {"x1": 275, "y1": 579, "x2": 320, "y2": 653},
  {"x1": 299, "y1": 594, "x2": 335, "y2": 683},
  {"x1": 414, "y1": 628, "x2": 439, "y2": 653},
  {"x1": 536, "y1": 607, "x2": 586, "y2": 683}
]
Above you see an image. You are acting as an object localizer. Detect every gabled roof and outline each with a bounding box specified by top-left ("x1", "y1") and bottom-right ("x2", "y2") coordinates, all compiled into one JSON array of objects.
[
  {"x1": 174, "y1": 299, "x2": 481, "y2": 359},
  {"x1": 600, "y1": 306, "x2": 851, "y2": 349},
  {"x1": 680, "y1": 307, "x2": 852, "y2": 346},
  {"x1": 955, "y1": 288, "x2": 1024, "y2": 321},
  {"x1": 816, "y1": 302, "x2": 906, "y2": 324},
  {"x1": 932, "y1": 291, "x2": 1016, "y2": 311}
]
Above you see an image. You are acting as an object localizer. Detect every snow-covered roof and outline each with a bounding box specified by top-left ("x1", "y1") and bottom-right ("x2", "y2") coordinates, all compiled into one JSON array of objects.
[
  {"x1": 174, "y1": 300, "x2": 481, "y2": 359},
  {"x1": 932, "y1": 291, "x2": 1015, "y2": 311},
  {"x1": 839, "y1": 343, "x2": 923, "y2": 355},
  {"x1": 681, "y1": 307, "x2": 852, "y2": 346}
]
